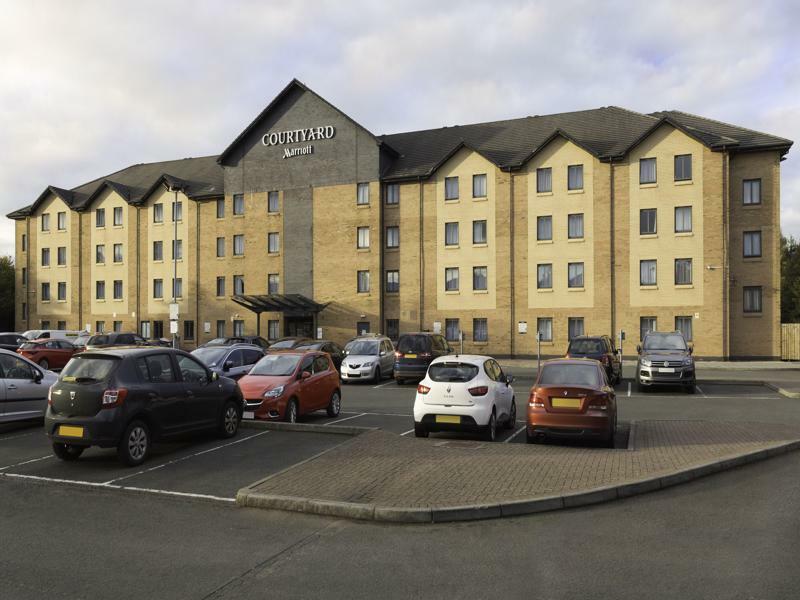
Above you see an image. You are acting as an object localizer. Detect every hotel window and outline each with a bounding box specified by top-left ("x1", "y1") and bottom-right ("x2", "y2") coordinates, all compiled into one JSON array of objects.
[
  {"x1": 42, "y1": 247, "x2": 50, "y2": 267},
  {"x1": 183, "y1": 320, "x2": 195, "y2": 341},
  {"x1": 675, "y1": 258, "x2": 692, "y2": 285},
  {"x1": 386, "y1": 319, "x2": 399, "y2": 340},
  {"x1": 357, "y1": 321, "x2": 370, "y2": 336},
  {"x1": 357, "y1": 270, "x2": 370, "y2": 293},
  {"x1": 172, "y1": 239, "x2": 183, "y2": 260},
  {"x1": 567, "y1": 165, "x2": 583, "y2": 190},
  {"x1": 385, "y1": 183, "x2": 399, "y2": 205},
  {"x1": 57, "y1": 246, "x2": 67, "y2": 266},
  {"x1": 113, "y1": 280, "x2": 123, "y2": 300},
  {"x1": 57, "y1": 211, "x2": 66, "y2": 230},
  {"x1": 96, "y1": 280, "x2": 106, "y2": 300},
  {"x1": 568, "y1": 317, "x2": 584, "y2": 340},
  {"x1": 473, "y1": 266, "x2": 488, "y2": 291},
  {"x1": 22, "y1": 234, "x2": 27, "y2": 251},
  {"x1": 234, "y1": 275, "x2": 244, "y2": 295},
  {"x1": 357, "y1": 182, "x2": 370, "y2": 205},
  {"x1": 743, "y1": 231, "x2": 762, "y2": 258},
  {"x1": 153, "y1": 241, "x2": 163, "y2": 261},
  {"x1": 113, "y1": 207, "x2": 123, "y2": 226},
  {"x1": 639, "y1": 158, "x2": 657, "y2": 184},
  {"x1": 675, "y1": 206, "x2": 692, "y2": 233},
  {"x1": 445, "y1": 267, "x2": 459, "y2": 291},
  {"x1": 172, "y1": 201, "x2": 183, "y2": 222},
  {"x1": 676, "y1": 316, "x2": 693, "y2": 341},
  {"x1": 674, "y1": 154, "x2": 692, "y2": 181},
  {"x1": 96, "y1": 244, "x2": 105, "y2": 264},
  {"x1": 268, "y1": 320, "x2": 279, "y2": 340},
  {"x1": 216, "y1": 198, "x2": 225, "y2": 218},
  {"x1": 640, "y1": 208, "x2": 657, "y2": 235},
  {"x1": 141, "y1": 321, "x2": 151, "y2": 338},
  {"x1": 743, "y1": 286, "x2": 763, "y2": 313},
  {"x1": 41, "y1": 282, "x2": 50, "y2": 301},
  {"x1": 386, "y1": 270, "x2": 399, "y2": 293},
  {"x1": 743, "y1": 179, "x2": 761, "y2": 205},
  {"x1": 41, "y1": 320, "x2": 51, "y2": 330},
  {"x1": 233, "y1": 194, "x2": 245, "y2": 215},
  {"x1": 537, "y1": 216, "x2": 552, "y2": 241},
  {"x1": 57, "y1": 320, "x2": 66, "y2": 330},
  {"x1": 268, "y1": 232, "x2": 280, "y2": 253},
  {"x1": 445, "y1": 319, "x2": 460, "y2": 342},
  {"x1": 445, "y1": 222, "x2": 459, "y2": 246},
  {"x1": 114, "y1": 243, "x2": 123, "y2": 263},
  {"x1": 216, "y1": 237, "x2": 225, "y2": 257},
  {"x1": 153, "y1": 279, "x2": 163, "y2": 299},
  {"x1": 536, "y1": 167, "x2": 552, "y2": 193},
  {"x1": 216, "y1": 320, "x2": 225, "y2": 337},
  {"x1": 233, "y1": 320, "x2": 245, "y2": 337},
  {"x1": 640, "y1": 317, "x2": 657, "y2": 340},
  {"x1": 268, "y1": 273, "x2": 279, "y2": 294},
  {"x1": 154, "y1": 203, "x2": 164, "y2": 223},
  {"x1": 41, "y1": 213, "x2": 50, "y2": 231},
  {"x1": 640, "y1": 260, "x2": 657, "y2": 286},
  {"x1": 386, "y1": 226, "x2": 399, "y2": 248},
  {"x1": 472, "y1": 174, "x2": 487, "y2": 198},
  {"x1": 233, "y1": 234, "x2": 244, "y2": 256},
  {"x1": 216, "y1": 276, "x2": 225, "y2": 297},
  {"x1": 96, "y1": 321, "x2": 106, "y2": 334},
  {"x1": 568, "y1": 262, "x2": 584, "y2": 288},
  {"x1": 268, "y1": 191, "x2": 279, "y2": 213},
  {"x1": 537, "y1": 317, "x2": 553, "y2": 341},
  {"x1": 114, "y1": 321, "x2": 122, "y2": 332},
  {"x1": 537, "y1": 264, "x2": 552, "y2": 289},
  {"x1": 444, "y1": 176, "x2": 459, "y2": 200},
  {"x1": 473, "y1": 318, "x2": 488, "y2": 343},
  {"x1": 473, "y1": 220, "x2": 487, "y2": 244},
  {"x1": 173, "y1": 278, "x2": 183, "y2": 299},
  {"x1": 22, "y1": 303, "x2": 27, "y2": 320},
  {"x1": 357, "y1": 227, "x2": 370, "y2": 249},
  {"x1": 568, "y1": 213, "x2": 584, "y2": 239},
  {"x1": 22, "y1": 268, "x2": 27, "y2": 285},
  {"x1": 96, "y1": 208, "x2": 105, "y2": 228},
  {"x1": 58, "y1": 282, "x2": 66, "y2": 301},
  {"x1": 153, "y1": 321, "x2": 164, "y2": 338}
]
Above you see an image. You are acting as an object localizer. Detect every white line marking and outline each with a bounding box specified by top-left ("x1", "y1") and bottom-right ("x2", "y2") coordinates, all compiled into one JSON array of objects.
[
  {"x1": 0, "y1": 455, "x2": 53, "y2": 471},
  {"x1": 103, "y1": 431, "x2": 270, "y2": 485},
  {"x1": 118, "y1": 486, "x2": 235, "y2": 503},
  {"x1": 2, "y1": 473, "x2": 116, "y2": 487},
  {"x1": 627, "y1": 382, "x2": 631, "y2": 397},
  {"x1": 0, "y1": 431, "x2": 37, "y2": 442},
  {"x1": 696, "y1": 385, "x2": 707, "y2": 397},
  {"x1": 504, "y1": 425, "x2": 527, "y2": 443},
  {"x1": 373, "y1": 381, "x2": 395, "y2": 389},
  {"x1": 400, "y1": 429, "x2": 415, "y2": 436},
  {"x1": 324, "y1": 412, "x2": 368, "y2": 425}
]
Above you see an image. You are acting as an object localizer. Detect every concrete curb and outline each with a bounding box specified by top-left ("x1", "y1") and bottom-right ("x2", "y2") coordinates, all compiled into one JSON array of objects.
[
  {"x1": 693, "y1": 379, "x2": 800, "y2": 399},
  {"x1": 240, "y1": 419, "x2": 377, "y2": 436},
  {"x1": 235, "y1": 439, "x2": 800, "y2": 524}
]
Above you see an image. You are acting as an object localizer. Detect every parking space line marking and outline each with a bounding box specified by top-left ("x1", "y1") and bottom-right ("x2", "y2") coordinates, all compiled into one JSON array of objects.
[
  {"x1": 2, "y1": 473, "x2": 118, "y2": 487},
  {"x1": 627, "y1": 382, "x2": 631, "y2": 397},
  {"x1": 0, "y1": 455, "x2": 53, "y2": 471},
  {"x1": 696, "y1": 385, "x2": 707, "y2": 397},
  {"x1": 102, "y1": 431, "x2": 270, "y2": 485},
  {"x1": 118, "y1": 486, "x2": 235, "y2": 503},
  {"x1": 373, "y1": 381, "x2": 395, "y2": 389},
  {"x1": 505, "y1": 425, "x2": 527, "y2": 443},
  {"x1": 400, "y1": 429, "x2": 415, "y2": 436},
  {"x1": 0, "y1": 432, "x2": 37, "y2": 443},
  {"x1": 324, "y1": 412, "x2": 368, "y2": 425}
]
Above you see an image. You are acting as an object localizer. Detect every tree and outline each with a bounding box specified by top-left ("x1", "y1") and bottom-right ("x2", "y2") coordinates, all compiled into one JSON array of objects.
[
  {"x1": 781, "y1": 236, "x2": 800, "y2": 323},
  {"x1": 0, "y1": 255, "x2": 14, "y2": 331}
]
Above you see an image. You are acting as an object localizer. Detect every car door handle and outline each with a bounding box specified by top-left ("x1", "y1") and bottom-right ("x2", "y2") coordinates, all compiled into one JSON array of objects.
[
  {"x1": 8, "y1": 384, "x2": 17, "y2": 390},
  {"x1": 186, "y1": 390, "x2": 194, "y2": 397},
  {"x1": 147, "y1": 392, "x2": 157, "y2": 399}
]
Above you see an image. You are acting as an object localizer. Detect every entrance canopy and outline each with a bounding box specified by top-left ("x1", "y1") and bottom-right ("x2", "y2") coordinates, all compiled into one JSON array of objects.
[{"x1": 231, "y1": 294, "x2": 327, "y2": 316}]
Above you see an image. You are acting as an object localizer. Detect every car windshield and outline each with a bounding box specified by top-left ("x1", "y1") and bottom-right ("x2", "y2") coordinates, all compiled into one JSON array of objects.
[
  {"x1": 397, "y1": 336, "x2": 430, "y2": 353},
  {"x1": 269, "y1": 339, "x2": 299, "y2": 349},
  {"x1": 23, "y1": 330, "x2": 43, "y2": 340},
  {"x1": 20, "y1": 342, "x2": 43, "y2": 350},
  {"x1": 87, "y1": 335, "x2": 110, "y2": 346},
  {"x1": 538, "y1": 364, "x2": 600, "y2": 387},
  {"x1": 296, "y1": 343, "x2": 323, "y2": 351},
  {"x1": 345, "y1": 341, "x2": 379, "y2": 355},
  {"x1": 428, "y1": 362, "x2": 479, "y2": 383},
  {"x1": 206, "y1": 338, "x2": 230, "y2": 346},
  {"x1": 643, "y1": 334, "x2": 687, "y2": 351},
  {"x1": 191, "y1": 347, "x2": 229, "y2": 367},
  {"x1": 568, "y1": 339, "x2": 604, "y2": 354},
  {"x1": 249, "y1": 354, "x2": 301, "y2": 376},
  {"x1": 60, "y1": 356, "x2": 119, "y2": 382}
]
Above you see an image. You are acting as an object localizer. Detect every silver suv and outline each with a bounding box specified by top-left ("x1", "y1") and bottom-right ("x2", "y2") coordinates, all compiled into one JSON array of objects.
[
  {"x1": 341, "y1": 335, "x2": 395, "y2": 383},
  {"x1": 636, "y1": 331, "x2": 695, "y2": 393},
  {"x1": 191, "y1": 343, "x2": 265, "y2": 380}
]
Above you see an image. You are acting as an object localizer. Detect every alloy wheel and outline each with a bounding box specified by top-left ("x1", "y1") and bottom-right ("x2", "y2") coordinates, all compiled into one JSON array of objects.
[
  {"x1": 128, "y1": 426, "x2": 148, "y2": 461},
  {"x1": 331, "y1": 392, "x2": 341, "y2": 414},
  {"x1": 224, "y1": 405, "x2": 238, "y2": 435}
]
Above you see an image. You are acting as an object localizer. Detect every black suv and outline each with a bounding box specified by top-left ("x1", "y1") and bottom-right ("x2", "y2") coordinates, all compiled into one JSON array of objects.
[
  {"x1": 46, "y1": 348, "x2": 243, "y2": 465},
  {"x1": 636, "y1": 331, "x2": 695, "y2": 393},
  {"x1": 566, "y1": 335, "x2": 623, "y2": 384},
  {"x1": 394, "y1": 332, "x2": 453, "y2": 384},
  {"x1": 203, "y1": 336, "x2": 270, "y2": 350},
  {"x1": 84, "y1": 332, "x2": 152, "y2": 351}
]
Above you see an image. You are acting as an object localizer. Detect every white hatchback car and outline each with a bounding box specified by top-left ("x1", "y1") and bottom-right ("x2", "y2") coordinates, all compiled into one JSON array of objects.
[{"x1": 413, "y1": 355, "x2": 516, "y2": 442}]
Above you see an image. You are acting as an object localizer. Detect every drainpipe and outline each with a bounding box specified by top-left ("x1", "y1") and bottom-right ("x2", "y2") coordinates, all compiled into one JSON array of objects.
[
  {"x1": 136, "y1": 206, "x2": 141, "y2": 335},
  {"x1": 77, "y1": 213, "x2": 82, "y2": 330},
  {"x1": 722, "y1": 149, "x2": 730, "y2": 359},
  {"x1": 379, "y1": 182, "x2": 384, "y2": 335},
  {"x1": 195, "y1": 199, "x2": 201, "y2": 346},
  {"x1": 609, "y1": 160, "x2": 616, "y2": 341},
  {"x1": 509, "y1": 171, "x2": 515, "y2": 357},
  {"x1": 418, "y1": 177, "x2": 424, "y2": 330}
]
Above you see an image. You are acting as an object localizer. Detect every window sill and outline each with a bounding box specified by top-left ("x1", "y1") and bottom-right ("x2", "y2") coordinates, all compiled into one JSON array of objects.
[
  {"x1": 357, "y1": 291, "x2": 371, "y2": 296},
  {"x1": 385, "y1": 292, "x2": 399, "y2": 297},
  {"x1": 675, "y1": 180, "x2": 693, "y2": 186},
  {"x1": 639, "y1": 183, "x2": 658, "y2": 189},
  {"x1": 537, "y1": 288, "x2": 553, "y2": 293},
  {"x1": 232, "y1": 255, "x2": 245, "y2": 259},
  {"x1": 536, "y1": 239, "x2": 553, "y2": 244},
  {"x1": 267, "y1": 212, "x2": 281, "y2": 217},
  {"x1": 567, "y1": 189, "x2": 584, "y2": 195},
  {"x1": 472, "y1": 197, "x2": 488, "y2": 202},
  {"x1": 385, "y1": 247, "x2": 399, "y2": 252},
  {"x1": 743, "y1": 257, "x2": 763, "y2": 262},
  {"x1": 113, "y1": 299, "x2": 123, "y2": 303},
  {"x1": 95, "y1": 227, "x2": 105, "y2": 231},
  {"x1": 41, "y1": 300, "x2": 51, "y2": 304},
  {"x1": 96, "y1": 299, "x2": 106, "y2": 303},
  {"x1": 57, "y1": 300, "x2": 66, "y2": 304},
  {"x1": 473, "y1": 243, "x2": 488, "y2": 248},
  {"x1": 568, "y1": 287, "x2": 586, "y2": 292},
  {"x1": 445, "y1": 245, "x2": 459, "y2": 250},
  {"x1": 153, "y1": 298, "x2": 164, "y2": 302},
  {"x1": 42, "y1": 265, "x2": 51, "y2": 269},
  {"x1": 536, "y1": 192, "x2": 553, "y2": 197},
  {"x1": 742, "y1": 204, "x2": 762, "y2": 210},
  {"x1": 384, "y1": 203, "x2": 399, "y2": 209},
  {"x1": 640, "y1": 234, "x2": 658, "y2": 239},
  {"x1": 473, "y1": 290, "x2": 489, "y2": 294},
  {"x1": 675, "y1": 232, "x2": 694, "y2": 237},
  {"x1": 567, "y1": 238, "x2": 585, "y2": 243},
  {"x1": 743, "y1": 312, "x2": 763, "y2": 318},
  {"x1": 154, "y1": 260, "x2": 164, "y2": 264},
  {"x1": 268, "y1": 252, "x2": 281, "y2": 257},
  {"x1": 232, "y1": 214, "x2": 245, "y2": 218},
  {"x1": 153, "y1": 222, "x2": 164, "y2": 227},
  {"x1": 41, "y1": 230, "x2": 51, "y2": 235},
  {"x1": 113, "y1": 262, "x2": 124, "y2": 266},
  {"x1": 357, "y1": 248, "x2": 371, "y2": 253},
  {"x1": 112, "y1": 225, "x2": 124, "y2": 229},
  {"x1": 445, "y1": 290, "x2": 460, "y2": 295},
  {"x1": 640, "y1": 285, "x2": 658, "y2": 290},
  {"x1": 444, "y1": 198, "x2": 460, "y2": 204},
  {"x1": 56, "y1": 264, "x2": 67, "y2": 268},
  {"x1": 675, "y1": 284, "x2": 694, "y2": 289},
  {"x1": 473, "y1": 341, "x2": 489, "y2": 346},
  {"x1": 537, "y1": 341, "x2": 555, "y2": 346},
  {"x1": 356, "y1": 203, "x2": 371, "y2": 209}
]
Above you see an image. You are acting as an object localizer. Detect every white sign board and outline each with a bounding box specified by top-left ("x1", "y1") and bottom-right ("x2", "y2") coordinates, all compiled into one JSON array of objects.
[
  {"x1": 518, "y1": 321, "x2": 528, "y2": 334},
  {"x1": 169, "y1": 320, "x2": 178, "y2": 335},
  {"x1": 85, "y1": 323, "x2": 91, "y2": 333},
  {"x1": 169, "y1": 303, "x2": 180, "y2": 320},
  {"x1": 317, "y1": 327, "x2": 323, "y2": 340},
  {"x1": 204, "y1": 322, "x2": 211, "y2": 333},
  {"x1": 432, "y1": 321, "x2": 442, "y2": 334}
]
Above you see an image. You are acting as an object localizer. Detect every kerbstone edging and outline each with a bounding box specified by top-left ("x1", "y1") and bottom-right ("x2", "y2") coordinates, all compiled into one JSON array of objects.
[
  {"x1": 235, "y1": 439, "x2": 800, "y2": 523},
  {"x1": 240, "y1": 419, "x2": 377, "y2": 436}
]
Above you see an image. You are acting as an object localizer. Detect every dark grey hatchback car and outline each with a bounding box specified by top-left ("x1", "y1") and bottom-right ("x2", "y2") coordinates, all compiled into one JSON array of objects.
[{"x1": 45, "y1": 348, "x2": 243, "y2": 466}]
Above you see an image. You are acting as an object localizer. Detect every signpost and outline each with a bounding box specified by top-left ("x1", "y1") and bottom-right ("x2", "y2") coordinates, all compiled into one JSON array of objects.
[{"x1": 536, "y1": 330, "x2": 542, "y2": 375}]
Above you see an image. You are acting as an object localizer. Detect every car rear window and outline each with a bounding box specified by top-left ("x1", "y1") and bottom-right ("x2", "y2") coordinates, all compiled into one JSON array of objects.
[
  {"x1": 61, "y1": 356, "x2": 119, "y2": 382},
  {"x1": 269, "y1": 339, "x2": 298, "y2": 349},
  {"x1": 397, "y1": 336, "x2": 431, "y2": 353},
  {"x1": 568, "y1": 339, "x2": 604, "y2": 354},
  {"x1": 538, "y1": 363, "x2": 600, "y2": 387},
  {"x1": 428, "y1": 362, "x2": 479, "y2": 383},
  {"x1": 88, "y1": 335, "x2": 109, "y2": 346}
]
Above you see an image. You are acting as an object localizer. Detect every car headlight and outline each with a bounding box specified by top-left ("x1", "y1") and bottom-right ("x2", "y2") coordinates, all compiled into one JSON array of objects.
[
  {"x1": 361, "y1": 361, "x2": 374, "y2": 368},
  {"x1": 264, "y1": 385, "x2": 285, "y2": 399},
  {"x1": 640, "y1": 358, "x2": 652, "y2": 367},
  {"x1": 683, "y1": 358, "x2": 693, "y2": 366}
]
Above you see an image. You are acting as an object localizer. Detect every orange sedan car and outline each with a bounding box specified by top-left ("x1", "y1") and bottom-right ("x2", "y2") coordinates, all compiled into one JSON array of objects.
[
  {"x1": 237, "y1": 350, "x2": 341, "y2": 423},
  {"x1": 17, "y1": 338, "x2": 78, "y2": 370},
  {"x1": 527, "y1": 358, "x2": 617, "y2": 446}
]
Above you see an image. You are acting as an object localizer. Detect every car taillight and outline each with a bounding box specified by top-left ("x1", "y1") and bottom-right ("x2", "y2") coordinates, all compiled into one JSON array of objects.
[
  {"x1": 101, "y1": 388, "x2": 128, "y2": 408},
  {"x1": 417, "y1": 384, "x2": 430, "y2": 394},
  {"x1": 395, "y1": 352, "x2": 403, "y2": 358},
  {"x1": 588, "y1": 394, "x2": 609, "y2": 411},
  {"x1": 47, "y1": 386, "x2": 54, "y2": 406},
  {"x1": 529, "y1": 393, "x2": 545, "y2": 408},
  {"x1": 468, "y1": 386, "x2": 488, "y2": 396}
]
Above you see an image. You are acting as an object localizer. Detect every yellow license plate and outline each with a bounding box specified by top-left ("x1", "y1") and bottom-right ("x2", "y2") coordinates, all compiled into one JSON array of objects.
[
  {"x1": 551, "y1": 398, "x2": 582, "y2": 409},
  {"x1": 435, "y1": 415, "x2": 461, "y2": 424},
  {"x1": 59, "y1": 425, "x2": 84, "y2": 438},
  {"x1": 405, "y1": 354, "x2": 417, "y2": 359}
]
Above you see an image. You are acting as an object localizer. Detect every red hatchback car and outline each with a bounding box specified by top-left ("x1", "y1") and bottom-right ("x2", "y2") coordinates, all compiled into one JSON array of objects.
[
  {"x1": 237, "y1": 350, "x2": 341, "y2": 422},
  {"x1": 17, "y1": 338, "x2": 78, "y2": 370}
]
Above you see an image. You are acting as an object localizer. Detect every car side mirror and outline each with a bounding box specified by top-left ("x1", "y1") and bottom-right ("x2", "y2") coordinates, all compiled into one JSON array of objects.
[
  {"x1": 380, "y1": 350, "x2": 386, "y2": 356},
  {"x1": 211, "y1": 371, "x2": 219, "y2": 382},
  {"x1": 34, "y1": 370, "x2": 43, "y2": 382},
  {"x1": 636, "y1": 344, "x2": 642, "y2": 354},
  {"x1": 223, "y1": 361, "x2": 232, "y2": 372},
  {"x1": 505, "y1": 374, "x2": 514, "y2": 385},
  {"x1": 688, "y1": 345, "x2": 694, "y2": 355},
  {"x1": 301, "y1": 371, "x2": 311, "y2": 380}
]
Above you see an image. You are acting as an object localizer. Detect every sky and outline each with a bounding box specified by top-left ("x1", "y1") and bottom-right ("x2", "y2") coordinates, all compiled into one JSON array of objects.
[{"x1": 1, "y1": 0, "x2": 799, "y2": 258}]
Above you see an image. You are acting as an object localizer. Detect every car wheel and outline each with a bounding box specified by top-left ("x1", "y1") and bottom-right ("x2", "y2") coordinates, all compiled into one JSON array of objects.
[
  {"x1": 484, "y1": 410, "x2": 497, "y2": 442},
  {"x1": 414, "y1": 423, "x2": 428, "y2": 438},
  {"x1": 117, "y1": 420, "x2": 150, "y2": 467},
  {"x1": 327, "y1": 390, "x2": 341, "y2": 417},
  {"x1": 52, "y1": 442, "x2": 84, "y2": 461},
  {"x1": 219, "y1": 400, "x2": 240, "y2": 438},
  {"x1": 396, "y1": 378, "x2": 405, "y2": 386},
  {"x1": 372, "y1": 366, "x2": 381, "y2": 384},
  {"x1": 685, "y1": 384, "x2": 696, "y2": 395},
  {"x1": 284, "y1": 398, "x2": 298, "y2": 423},
  {"x1": 38, "y1": 358, "x2": 49, "y2": 370},
  {"x1": 503, "y1": 398, "x2": 516, "y2": 430}
]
